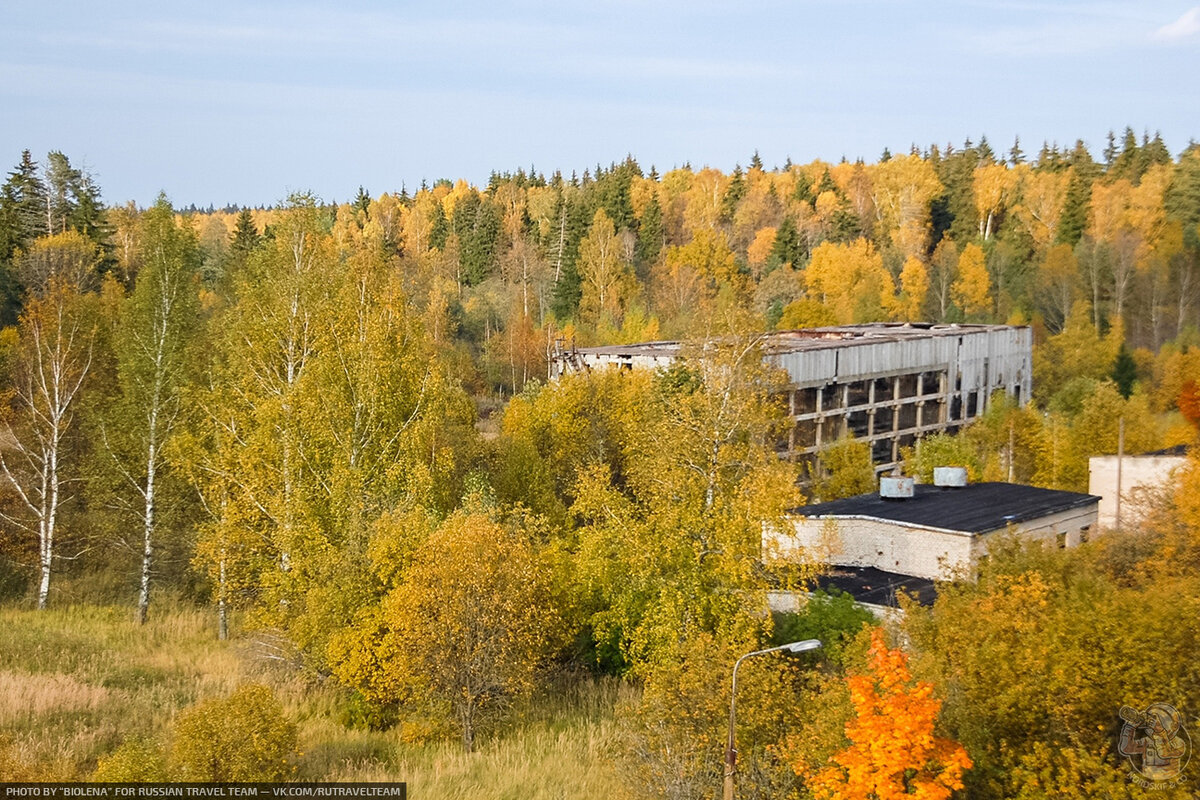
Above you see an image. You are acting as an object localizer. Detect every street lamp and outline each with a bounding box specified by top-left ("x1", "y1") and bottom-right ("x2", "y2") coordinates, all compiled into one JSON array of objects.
[{"x1": 723, "y1": 639, "x2": 822, "y2": 800}]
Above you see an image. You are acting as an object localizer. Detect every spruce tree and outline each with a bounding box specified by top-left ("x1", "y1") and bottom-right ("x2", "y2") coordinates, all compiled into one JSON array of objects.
[
  {"x1": 1, "y1": 151, "x2": 48, "y2": 253},
  {"x1": 636, "y1": 196, "x2": 663, "y2": 267},
  {"x1": 1009, "y1": 136, "x2": 1025, "y2": 166}
]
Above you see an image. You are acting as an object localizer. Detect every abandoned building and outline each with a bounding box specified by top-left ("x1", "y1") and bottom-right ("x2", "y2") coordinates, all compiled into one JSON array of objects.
[
  {"x1": 552, "y1": 323, "x2": 1033, "y2": 474},
  {"x1": 766, "y1": 472, "x2": 1101, "y2": 582}
]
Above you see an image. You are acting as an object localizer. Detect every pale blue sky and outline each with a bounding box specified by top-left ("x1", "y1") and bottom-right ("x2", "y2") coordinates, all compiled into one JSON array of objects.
[{"x1": 3, "y1": 1, "x2": 1197, "y2": 207}]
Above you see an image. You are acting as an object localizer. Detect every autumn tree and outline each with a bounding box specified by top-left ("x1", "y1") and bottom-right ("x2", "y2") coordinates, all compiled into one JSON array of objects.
[
  {"x1": 104, "y1": 196, "x2": 201, "y2": 624},
  {"x1": 973, "y1": 162, "x2": 1015, "y2": 240},
  {"x1": 810, "y1": 435, "x2": 875, "y2": 502},
  {"x1": 14, "y1": 230, "x2": 101, "y2": 292},
  {"x1": 1037, "y1": 243, "x2": 1081, "y2": 331},
  {"x1": 868, "y1": 154, "x2": 943, "y2": 259},
  {"x1": 952, "y1": 241, "x2": 992, "y2": 319},
  {"x1": 186, "y1": 196, "x2": 475, "y2": 650},
  {"x1": 0, "y1": 278, "x2": 96, "y2": 609},
  {"x1": 578, "y1": 208, "x2": 634, "y2": 330},
  {"x1": 791, "y1": 628, "x2": 971, "y2": 800},
  {"x1": 926, "y1": 237, "x2": 959, "y2": 322},
  {"x1": 897, "y1": 256, "x2": 929, "y2": 321},
  {"x1": 905, "y1": 536, "x2": 1200, "y2": 799},
  {"x1": 330, "y1": 511, "x2": 557, "y2": 752},
  {"x1": 804, "y1": 238, "x2": 897, "y2": 324},
  {"x1": 1011, "y1": 165, "x2": 1069, "y2": 254}
]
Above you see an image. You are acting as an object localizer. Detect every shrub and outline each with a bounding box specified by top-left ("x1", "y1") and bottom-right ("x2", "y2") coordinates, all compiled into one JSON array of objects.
[{"x1": 171, "y1": 684, "x2": 297, "y2": 780}]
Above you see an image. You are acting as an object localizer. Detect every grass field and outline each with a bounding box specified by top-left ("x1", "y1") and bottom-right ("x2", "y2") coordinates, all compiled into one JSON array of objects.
[{"x1": 0, "y1": 602, "x2": 631, "y2": 797}]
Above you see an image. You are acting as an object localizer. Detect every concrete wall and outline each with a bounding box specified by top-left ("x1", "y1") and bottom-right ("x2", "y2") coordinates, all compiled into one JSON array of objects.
[
  {"x1": 1088, "y1": 454, "x2": 1186, "y2": 530},
  {"x1": 768, "y1": 503, "x2": 1099, "y2": 581}
]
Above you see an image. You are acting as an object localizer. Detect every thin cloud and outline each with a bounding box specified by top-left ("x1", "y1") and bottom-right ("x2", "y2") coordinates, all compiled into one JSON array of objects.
[{"x1": 1155, "y1": 7, "x2": 1200, "y2": 40}]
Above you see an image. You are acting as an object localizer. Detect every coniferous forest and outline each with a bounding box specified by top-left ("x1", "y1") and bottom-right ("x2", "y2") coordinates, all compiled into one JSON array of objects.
[{"x1": 1, "y1": 133, "x2": 1199, "y2": 798}]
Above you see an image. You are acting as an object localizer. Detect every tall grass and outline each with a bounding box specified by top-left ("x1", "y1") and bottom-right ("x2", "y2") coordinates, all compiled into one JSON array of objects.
[
  {"x1": 0, "y1": 600, "x2": 244, "y2": 774},
  {"x1": 0, "y1": 602, "x2": 635, "y2": 798}
]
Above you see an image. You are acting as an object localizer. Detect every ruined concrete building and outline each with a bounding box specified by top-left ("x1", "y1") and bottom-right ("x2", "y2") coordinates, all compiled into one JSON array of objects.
[{"x1": 551, "y1": 323, "x2": 1033, "y2": 474}]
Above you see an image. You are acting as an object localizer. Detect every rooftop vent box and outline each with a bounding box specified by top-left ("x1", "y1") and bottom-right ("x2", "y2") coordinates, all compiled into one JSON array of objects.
[
  {"x1": 933, "y1": 466, "x2": 968, "y2": 487},
  {"x1": 879, "y1": 476, "x2": 914, "y2": 499}
]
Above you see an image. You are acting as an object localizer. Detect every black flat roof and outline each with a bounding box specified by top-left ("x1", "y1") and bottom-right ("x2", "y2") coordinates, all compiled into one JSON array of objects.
[
  {"x1": 794, "y1": 482, "x2": 1100, "y2": 534},
  {"x1": 814, "y1": 565, "x2": 938, "y2": 607}
]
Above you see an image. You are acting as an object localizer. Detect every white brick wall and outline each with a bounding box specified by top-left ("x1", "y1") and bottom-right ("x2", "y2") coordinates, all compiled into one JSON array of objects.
[{"x1": 767, "y1": 504, "x2": 1099, "y2": 581}]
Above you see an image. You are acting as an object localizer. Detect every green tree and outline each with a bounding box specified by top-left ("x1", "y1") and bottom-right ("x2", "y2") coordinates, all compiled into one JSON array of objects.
[
  {"x1": 226, "y1": 208, "x2": 260, "y2": 272},
  {"x1": 106, "y1": 196, "x2": 202, "y2": 624},
  {"x1": 451, "y1": 190, "x2": 501, "y2": 286},
  {"x1": 0, "y1": 150, "x2": 48, "y2": 257}
]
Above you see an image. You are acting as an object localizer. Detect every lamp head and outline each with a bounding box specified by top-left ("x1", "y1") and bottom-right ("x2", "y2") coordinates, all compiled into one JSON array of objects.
[{"x1": 783, "y1": 639, "x2": 822, "y2": 654}]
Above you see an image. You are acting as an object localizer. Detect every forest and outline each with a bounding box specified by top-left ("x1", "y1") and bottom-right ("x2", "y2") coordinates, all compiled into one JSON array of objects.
[{"x1": 0, "y1": 130, "x2": 1198, "y2": 798}]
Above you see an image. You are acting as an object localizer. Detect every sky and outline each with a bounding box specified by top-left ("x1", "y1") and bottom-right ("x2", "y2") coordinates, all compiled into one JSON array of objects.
[{"x1": 3, "y1": 1, "x2": 1198, "y2": 208}]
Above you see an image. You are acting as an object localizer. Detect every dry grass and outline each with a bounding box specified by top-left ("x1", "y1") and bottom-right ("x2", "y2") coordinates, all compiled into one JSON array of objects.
[
  {"x1": 0, "y1": 600, "x2": 246, "y2": 773},
  {"x1": 301, "y1": 708, "x2": 629, "y2": 799},
  {"x1": 0, "y1": 602, "x2": 638, "y2": 798},
  {"x1": 0, "y1": 671, "x2": 111, "y2": 719}
]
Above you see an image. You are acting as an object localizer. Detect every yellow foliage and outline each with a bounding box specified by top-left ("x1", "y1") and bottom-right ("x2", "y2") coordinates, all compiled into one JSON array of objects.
[
  {"x1": 973, "y1": 162, "x2": 1016, "y2": 239},
  {"x1": 1012, "y1": 165, "x2": 1069, "y2": 251},
  {"x1": 333, "y1": 511, "x2": 559, "y2": 752},
  {"x1": 897, "y1": 256, "x2": 929, "y2": 321},
  {"x1": 171, "y1": 684, "x2": 297, "y2": 781},
  {"x1": 804, "y1": 238, "x2": 896, "y2": 324},
  {"x1": 578, "y1": 209, "x2": 634, "y2": 330},
  {"x1": 952, "y1": 242, "x2": 992, "y2": 318},
  {"x1": 867, "y1": 155, "x2": 942, "y2": 258},
  {"x1": 746, "y1": 226, "x2": 777, "y2": 274}
]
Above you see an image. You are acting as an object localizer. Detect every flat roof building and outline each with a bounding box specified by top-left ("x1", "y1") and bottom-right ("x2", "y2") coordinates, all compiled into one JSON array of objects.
[
  {"x1": 553, "y1": 323, "x2": 1033, "y2": 473},
  {"x1": 767, "y1": 481, "x2": 1100, "y2": 582}
]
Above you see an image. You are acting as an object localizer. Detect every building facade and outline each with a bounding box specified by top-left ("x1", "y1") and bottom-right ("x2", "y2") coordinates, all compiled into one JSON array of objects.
[
  {"x1": 1088, "y1": 449, "x2": 1188, "y2": 531},
  {"x1": 553, "y1": 323, "x2": 1033, "y2": 474},
  {"x1": 767, "y1": 482, "x2": 1100, "y2": 582}
]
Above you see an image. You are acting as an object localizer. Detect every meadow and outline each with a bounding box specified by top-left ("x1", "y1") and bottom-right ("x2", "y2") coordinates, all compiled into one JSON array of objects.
[{"x1": 0, "y1": 601, "x2": 630, "y2": 797}]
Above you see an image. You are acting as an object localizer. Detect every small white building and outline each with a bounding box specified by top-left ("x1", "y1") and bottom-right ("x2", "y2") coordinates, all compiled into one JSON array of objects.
[
  {"x1": 1088, "y1": 450, "x2": 1187, "y2": 531},
  {"x1": 768, "y1": 481, "x2": 1101, "y2": 582}
]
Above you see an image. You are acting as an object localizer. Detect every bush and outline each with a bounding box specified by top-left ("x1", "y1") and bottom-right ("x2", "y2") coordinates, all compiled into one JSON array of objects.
[
  {"x1": 771, "y1": 589, "x2": 874, "y2": 666},
  {"x1": 171, "y1": 684, "x2": 297, "y2": 781},
  {"x1": 92, "y1": 737, "x2": 168, "y2": 781}
]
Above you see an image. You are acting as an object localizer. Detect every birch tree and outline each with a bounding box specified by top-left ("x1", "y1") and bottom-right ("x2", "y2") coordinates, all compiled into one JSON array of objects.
[
  {"x1": 108, "y1": 197, "x2": 200, "y2": 623},
  {"x1": 0, "y1": 277, "x2": 94, "y2": 608}
]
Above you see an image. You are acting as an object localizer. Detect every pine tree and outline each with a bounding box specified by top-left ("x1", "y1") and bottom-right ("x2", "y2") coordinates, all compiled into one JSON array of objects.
[
  {"x1": 230, "y1": 209, "x2": 260, "y2": 258},
  {"x1": 352, "y1": 186, "x2": 371, "y2": 218},
  {"x1": 1103, "y1": 130, "x2": 1118, "y2": 166},
  {"x1": 44, "y1": 151, "x2": 81, "y2": 235},
  {"x1": 1112, "y1": 344, "x2": 1137, "y2": 399},
  {"x1": 1009, "y1": 136, "x2": 1025, "y2": 166}
]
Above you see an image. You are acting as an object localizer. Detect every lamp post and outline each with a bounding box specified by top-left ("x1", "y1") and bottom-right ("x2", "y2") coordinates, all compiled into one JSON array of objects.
[{"x1": 723, "y1": 639, "x2": 822, "y2": 800}]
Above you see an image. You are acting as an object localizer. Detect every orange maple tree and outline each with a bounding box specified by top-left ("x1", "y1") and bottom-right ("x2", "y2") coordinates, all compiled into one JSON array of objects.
[
  {"x1": 799, "y1": 628, "x2": 972, "y2": 800},
  {"x1": 1180, "y1": 380, "x2": 1200, "y2": 432}
]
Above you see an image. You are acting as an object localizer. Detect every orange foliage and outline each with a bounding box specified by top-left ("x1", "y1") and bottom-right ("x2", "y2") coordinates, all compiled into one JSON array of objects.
[
  {"x1": 1180, "y1": 380, "x2": 1200, "y2": 432},
  {"x1": 796, "y1": 629, "x2": 971, "y2": 800}
]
